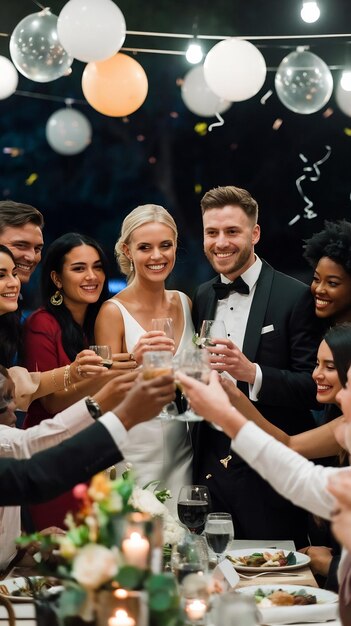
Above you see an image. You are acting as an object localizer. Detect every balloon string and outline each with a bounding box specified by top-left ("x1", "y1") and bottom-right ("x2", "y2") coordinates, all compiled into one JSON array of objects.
[
  {"x1": 30, "y1": 0, "x2": 46, "y2": 9},
  {"x1": 208, "y1": 112, "x2": 225, "y2": 132},
  {"x1": 289, "y1": 145, "x2": 332, "y2": 225}
]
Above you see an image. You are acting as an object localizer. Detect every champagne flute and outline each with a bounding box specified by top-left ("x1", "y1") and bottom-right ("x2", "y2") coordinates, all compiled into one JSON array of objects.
[
  {"x1": 175, "y1": 349, "x2": 211, "y2": 422},
  {"x1": 199, "y1": 320, "x2": 227, "y2": 348},
  {"x1": 142, "y1": 350, "x2": 175, "y2": 420},
  {"x1": 89, "y1": 345, "x2": 113, "y2": 368},
  {"x1": 151, "y1": 317, "x2": 174, "y2": 339},
  {"x1": 151, "y1": 318, "x2": 178, "y2": 416},
  {"x1": 177, "y1": 485, "x2": 211, "y2": 534},
  {"x1": 204, "y1": 512, "x2": 234, "y2": 564}
]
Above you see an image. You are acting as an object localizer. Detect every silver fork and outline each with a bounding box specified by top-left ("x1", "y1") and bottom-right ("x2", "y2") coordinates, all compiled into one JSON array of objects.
[{"x1": 238, "y1": 571, "x2": 303, "y2": 580}]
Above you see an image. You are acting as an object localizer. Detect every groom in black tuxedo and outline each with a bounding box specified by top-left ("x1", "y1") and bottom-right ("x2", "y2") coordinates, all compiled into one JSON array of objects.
[{"x1": 192, "y1": 185, "x2": 322, "y2": 548}]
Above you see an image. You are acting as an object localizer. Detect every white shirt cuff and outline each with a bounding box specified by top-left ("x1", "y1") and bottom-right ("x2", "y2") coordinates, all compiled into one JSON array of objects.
[
  {"x1": 230, "y1": 421, "x2": 271, "y2": 461},
  {"x1": 248, "y1": 363, "x2": 262, "y2": 401},
  {"x1": 98, "y1": 412, "x2": 128, "y2": 448}
]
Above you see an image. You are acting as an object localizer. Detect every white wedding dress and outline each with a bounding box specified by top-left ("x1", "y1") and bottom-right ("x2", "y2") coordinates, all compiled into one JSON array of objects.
[{"x1": 107, "y1": 291, "x2": 194, "y2": 516}]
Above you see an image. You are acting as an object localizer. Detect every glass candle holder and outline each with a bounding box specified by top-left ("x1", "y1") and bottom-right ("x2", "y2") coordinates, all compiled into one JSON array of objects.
[{"x1": 96, "y1": 589, "x2": 148, "y2": 626}]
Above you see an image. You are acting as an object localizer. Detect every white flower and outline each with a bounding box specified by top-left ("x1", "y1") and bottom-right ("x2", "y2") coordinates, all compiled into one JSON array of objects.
[
  {"x1": 130, "y1": 487, "x2": 165, "y2": 516},
  {"x1": 163, "y1": 512, "x2": 185, "y2": 545},
  {"x1": 72, "y1": 544, "x2": 119, "y2": 590}
]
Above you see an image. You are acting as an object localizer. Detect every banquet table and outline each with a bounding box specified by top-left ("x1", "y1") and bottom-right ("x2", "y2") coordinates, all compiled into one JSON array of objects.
[{"x1": 0, "y1": 539, "x2": 337, "y2": 626}]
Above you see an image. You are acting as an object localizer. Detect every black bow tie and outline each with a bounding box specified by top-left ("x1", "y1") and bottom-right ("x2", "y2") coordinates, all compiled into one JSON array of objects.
[{"x1": 213, "y1": 276, "x2": 250, "y2": 300}]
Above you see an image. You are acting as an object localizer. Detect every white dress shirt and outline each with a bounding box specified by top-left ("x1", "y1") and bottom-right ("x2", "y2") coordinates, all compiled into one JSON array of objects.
[
  {"x1": 0, "y1": 400, "x2": 128, "y2": 572},
  {"x1": 215, "y1": 256, "x2": 263, "y2": 400}
]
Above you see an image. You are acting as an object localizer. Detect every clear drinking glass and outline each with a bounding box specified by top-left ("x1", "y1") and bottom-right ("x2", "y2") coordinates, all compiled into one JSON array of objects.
[
  {"x1": 89, "y1": 345, "x2": 113, "y2": 368},
  {"x1": 142, "y1": 350, "x2": 175, "y2": 420},
  {"x1": 204, "y1": 512, "x2": 234, "y2": 564},
  {"x1": 175, "y1": 349, "x2": 211, "y2": 422},
  {"x1": 199, "y1": 319, "x2": 227, "y2": 347},
  {"x1": 151, "y1": 317, "x2": 174, "y2": 339},
  {"x1": 171, "y1": 533, "x2": 209, "y2": 584},
  {"x1": 212, "y1": 592, "x2": 259, "y2": 626},
  {"x1": 177, "y1": 485, "x2": 212, "y2": 534}
]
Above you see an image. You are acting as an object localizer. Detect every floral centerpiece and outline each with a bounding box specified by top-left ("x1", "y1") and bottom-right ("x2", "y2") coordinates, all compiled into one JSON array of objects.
[{"x1": 18, "y1": 470, "x2": 185, "y2": 626}]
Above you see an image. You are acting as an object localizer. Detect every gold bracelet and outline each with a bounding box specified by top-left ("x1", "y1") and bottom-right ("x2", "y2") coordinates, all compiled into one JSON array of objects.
[
  {"x1": 51, "y1": 368, "x2": 60, "y2": 390},
  {"x1": 63, "y1": 364, "x2": 70, "y2": 392}
]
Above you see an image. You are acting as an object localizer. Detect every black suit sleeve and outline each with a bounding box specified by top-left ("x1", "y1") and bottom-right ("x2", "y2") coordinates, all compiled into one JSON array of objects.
[{"x1": 0, "y1": 421, "x2": 123, "y2": 506}]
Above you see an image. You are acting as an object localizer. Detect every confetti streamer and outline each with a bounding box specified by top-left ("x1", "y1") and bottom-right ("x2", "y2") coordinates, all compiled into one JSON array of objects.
[
  {"x1": 208, "y1": 112, "x2": 225, "y2": 133},
  {"x1": 260, "y1": 89, "x2": 273, "y2": 105},
  {"x1": 194, "y1": 122, "x2": 207, "y2": 136},
  {"x1": 25, "y1": 173, "x2": 38, "y2": 186},
  {"x1": 289, "y1": 145, "x2": 332, "y2": 226}
]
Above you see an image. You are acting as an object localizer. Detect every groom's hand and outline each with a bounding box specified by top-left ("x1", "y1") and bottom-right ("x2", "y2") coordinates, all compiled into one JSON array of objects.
[{"x1": 207, "y1": 338, "x2": 256, "y2": 384}]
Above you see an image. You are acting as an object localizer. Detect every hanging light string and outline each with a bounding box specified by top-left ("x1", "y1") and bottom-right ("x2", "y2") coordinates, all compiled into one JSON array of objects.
[{"x1": 125, "y1": 30, "x2": 351, "y2": 41}]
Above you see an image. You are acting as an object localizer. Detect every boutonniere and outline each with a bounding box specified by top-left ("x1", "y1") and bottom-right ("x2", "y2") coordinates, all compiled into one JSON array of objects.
[{"x1": 192, "y1": 333, "x2": 204, "y2": 347}]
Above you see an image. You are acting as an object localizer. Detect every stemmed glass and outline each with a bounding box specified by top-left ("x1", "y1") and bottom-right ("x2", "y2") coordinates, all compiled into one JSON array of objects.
[
  {"x1": 177, "y1": 485, "x2": 212, "y2": 534},
  {"x1": 204, "y1": 512, "x2": 234, "y2": 564},
  {"x1": 199, "y1": 320, "x2": 227, "y2": 348},
  {"x1": 151, "y1": 318, "x2": 178, "y2": 417},
  {"x1": 89, "y1": 345, "x2": 113, "y2": 368},
  {"x1": 142, "y1": 350, "x2": 175, "y2": 420},
  {"x1": 175, "y1": 349, "x2": 211, "y2": 422}
]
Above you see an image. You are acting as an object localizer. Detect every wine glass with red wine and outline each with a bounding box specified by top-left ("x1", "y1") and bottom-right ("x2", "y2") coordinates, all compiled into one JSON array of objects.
[
  {"x1": 205, "y1": 512, "x2": 234, "y2": 563},
  {"x1": 177, "y1": 485, "x2": 211, "y2": 534}
]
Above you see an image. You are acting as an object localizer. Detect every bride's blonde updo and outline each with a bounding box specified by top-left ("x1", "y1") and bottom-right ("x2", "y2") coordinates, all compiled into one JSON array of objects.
[{"x1": 115, "y1": 204, "x2": 178, "y2": 282}]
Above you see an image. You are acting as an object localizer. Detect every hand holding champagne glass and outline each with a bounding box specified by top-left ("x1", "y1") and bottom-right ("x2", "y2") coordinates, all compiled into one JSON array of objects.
[
  {"x1": 151, "y1": 317, "x2": 174, "y2": 339},
  {"x1": 175, "y1": 349, "x2": 211, "y2": 421},
  {"x1": 89, "y1": 345, "x2": 113, "y2": 369}
]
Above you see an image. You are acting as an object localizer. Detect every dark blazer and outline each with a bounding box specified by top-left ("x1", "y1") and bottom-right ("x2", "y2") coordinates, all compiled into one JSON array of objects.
[
  {"x1": 0, "y1": 421, "x2": 123, "y2": 506},
  {"x1": 192, "y1": 260, "x2": 323, "y2": 547}
]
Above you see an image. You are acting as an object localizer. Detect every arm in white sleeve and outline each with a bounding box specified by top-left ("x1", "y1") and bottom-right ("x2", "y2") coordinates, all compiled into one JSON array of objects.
[
  {"x1": 231, "y1": 421, "x2": 350, "y2": 520},
  {"x1": 98, "y1": 412, "x2": 128, "y2": 449},
  {"x1": 248, "y1": 363, "x2": 262, "y2": 401},
  {"x1": 0, "y1": 399, "x2": 94, "y2": 460}
]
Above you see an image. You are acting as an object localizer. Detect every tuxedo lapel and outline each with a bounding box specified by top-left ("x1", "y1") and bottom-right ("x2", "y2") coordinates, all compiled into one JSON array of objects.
[{"x1": 242, "y1": 260, "x2": 274, "y2": 362}]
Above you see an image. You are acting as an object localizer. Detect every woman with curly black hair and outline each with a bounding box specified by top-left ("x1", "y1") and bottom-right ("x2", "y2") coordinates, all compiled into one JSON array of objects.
[{"x1": 304, "y1": 220, "x2": 351, "y2": 325}]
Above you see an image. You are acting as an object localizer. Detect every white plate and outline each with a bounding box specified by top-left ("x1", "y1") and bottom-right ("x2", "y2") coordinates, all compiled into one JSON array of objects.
[
  {"x1": 0, "y1": 577, "x2": 62, "y2": 602},
  {"x1": 226, "y1": 548, "x2": 311, "y2": 572},
  {"x1": 237, "y1": 584, "x2": 338, "y2": 625}
]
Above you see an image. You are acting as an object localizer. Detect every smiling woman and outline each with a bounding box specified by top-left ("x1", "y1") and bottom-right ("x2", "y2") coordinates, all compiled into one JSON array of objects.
[
  {"x1": 22, "y1": 232, "x2": 113, "y2": 529},
  {"x1": 304, "y1": 220, "x2": 351, "y2": 325},
  {"x1": 94, "y1": 204, "x2": 193, "y2": 515}
]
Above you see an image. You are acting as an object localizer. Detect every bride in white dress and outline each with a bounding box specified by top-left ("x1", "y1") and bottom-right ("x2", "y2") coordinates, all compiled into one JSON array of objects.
[{"x1": 95, "y1": 204, "x2": 193, "y2": 514}]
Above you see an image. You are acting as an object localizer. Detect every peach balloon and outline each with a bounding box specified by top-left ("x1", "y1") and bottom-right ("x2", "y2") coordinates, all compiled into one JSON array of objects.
[{"x1": 82, "y1": 53, "x2": 148, "y2": 117}]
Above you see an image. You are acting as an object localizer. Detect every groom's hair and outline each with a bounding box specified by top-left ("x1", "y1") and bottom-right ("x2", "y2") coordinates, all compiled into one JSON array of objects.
[{"x1": 200, "y1": 185, "x2": 258, "y2": 223}]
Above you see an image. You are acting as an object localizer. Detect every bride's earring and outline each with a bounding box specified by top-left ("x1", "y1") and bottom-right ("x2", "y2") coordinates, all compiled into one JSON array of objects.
[{"x1": 129, "y1": 259, "x2": 134, "y2": 273}]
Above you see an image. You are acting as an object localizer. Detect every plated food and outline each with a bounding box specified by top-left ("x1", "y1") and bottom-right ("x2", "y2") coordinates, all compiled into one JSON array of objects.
[
  {"x1": 0, "y1": 577, "x2": 61, "y2": 601},
  {"x1": 237, "y1": 585, "x2": 338, "y2": 625},
  {"x1": 225, "y1": 548, "x2": 310, "y2": 572}
]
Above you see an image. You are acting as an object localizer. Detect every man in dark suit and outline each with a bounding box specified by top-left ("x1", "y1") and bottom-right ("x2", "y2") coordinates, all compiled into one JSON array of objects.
[
  {"x1": 0, "y1": 373, "x2": 175, "y2": 506},
  {"x1": 192, "y1": 185, "x2": 322, "y2": 547}
]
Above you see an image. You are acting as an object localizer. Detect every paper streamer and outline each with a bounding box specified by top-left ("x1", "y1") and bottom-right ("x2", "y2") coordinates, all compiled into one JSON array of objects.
[
  {"x1": 208, "y1": 111, "x2": 225, "y2": 132},
  {"x1": 288, "y1": 145, "x2": 332, "y2": 226}
]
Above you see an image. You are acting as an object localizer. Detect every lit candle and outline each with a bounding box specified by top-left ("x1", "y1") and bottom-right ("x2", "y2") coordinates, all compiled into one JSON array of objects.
[
  {"x1": 108, "y1": 609, "x2": 135, "y2": 626},
  {"x1": 122, "y1": 531, "x2": 149, "y2": 568},
  {"x1": 185, "y1": 599, "x2": 207, "y2": 622}
]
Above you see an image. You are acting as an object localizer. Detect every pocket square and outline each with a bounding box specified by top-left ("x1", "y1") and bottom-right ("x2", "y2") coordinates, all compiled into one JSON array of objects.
[{"x1": 261, "y1": 324, "x2": 274, "y2": 335}]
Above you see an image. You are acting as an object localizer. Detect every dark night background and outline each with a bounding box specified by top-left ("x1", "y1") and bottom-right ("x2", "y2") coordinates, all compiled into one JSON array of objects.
[{"x1": 0, "y1": 0, "x2": 351, "y2": 306}]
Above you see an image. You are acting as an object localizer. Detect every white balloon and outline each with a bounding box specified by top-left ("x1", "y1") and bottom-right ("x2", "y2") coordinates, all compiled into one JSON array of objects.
[
  {"x1": 181, "y1": 66, "x2": 231, "y2": 117},
  {"x1": 46, "y1": 108, "x2": 92, "y2": 155},
  {"x1": 0, "y1": 56, "x2": 18, "y2": 99},
  {"x1": 58, "y1": 0, "x2": 126, "y2": 63},
  {"x1": 10, "y1": 8, "x2": 73, "y2": 83},
  {"x1": 275, "y1": 50, "x2": 333, "y2": 114},
  {"x1": 336, "y1": 82, "x2": 351, "y2": 117},
  {"x1": 204, "y1": 38, "x2": 267, "y2": 102}
]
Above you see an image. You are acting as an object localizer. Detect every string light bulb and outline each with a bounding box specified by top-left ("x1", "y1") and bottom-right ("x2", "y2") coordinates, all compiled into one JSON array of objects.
[
  {"x1": 300, "y1": 1, "x2": 320, "y2": 23},
  {"x1": 186, "y1": 38, "x2": 203, "y2": 64}
]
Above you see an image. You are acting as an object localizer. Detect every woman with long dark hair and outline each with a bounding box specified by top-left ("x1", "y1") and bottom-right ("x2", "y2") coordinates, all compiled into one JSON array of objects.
[{"x1": 22, "y1": 233, "x2": 114, "y2": 529}]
